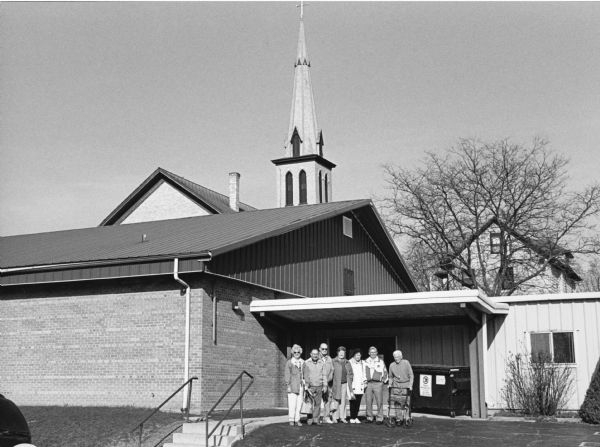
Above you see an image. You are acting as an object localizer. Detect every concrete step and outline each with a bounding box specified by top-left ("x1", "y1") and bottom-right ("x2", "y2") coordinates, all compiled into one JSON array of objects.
[
  {"x1": 173, "y1": 432, "x2": 238, "y2": 446},
  {"x1": 182, "y1": 422, "x2": 242, "y2": 436},
  {"x1": 162, "y1": 422, "x2": 241, "y2": 447},
  {"x1": 163, "y1": 441, "x2": 233, "y2": 447}
]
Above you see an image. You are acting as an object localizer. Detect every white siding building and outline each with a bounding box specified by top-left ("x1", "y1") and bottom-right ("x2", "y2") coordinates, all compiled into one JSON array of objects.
[{"x1": 487, "y1": 292, "x2": 600, "y2": 411}]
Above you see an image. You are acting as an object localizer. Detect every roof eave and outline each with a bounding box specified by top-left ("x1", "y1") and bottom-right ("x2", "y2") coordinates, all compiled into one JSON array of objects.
[{"x1": 0, "y1": 251, "x2": 213, "y2": 274}]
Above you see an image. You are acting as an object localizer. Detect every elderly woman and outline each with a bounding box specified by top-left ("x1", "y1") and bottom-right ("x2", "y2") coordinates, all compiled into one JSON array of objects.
[
  {"x1": 330, "y1": 346, "x2": 354, "y2": 423},
  {"x1": 284, "y1": 344, "x2": 305, "y2": 426},
  {"x1": 348, "y1": 348, "x2": 367, "y2": 423}
]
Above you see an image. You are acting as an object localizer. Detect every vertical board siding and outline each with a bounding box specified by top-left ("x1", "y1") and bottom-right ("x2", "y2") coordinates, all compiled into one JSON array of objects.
[
  {"x1": 210, "y1": 214, "x2": 406, "y2": 297},
  {"x1": 486, "y1": 297, "x2": 600, "y2": 410},
  {"x1": 303, "y1": 323, "x2": 469, "y2": 366}
]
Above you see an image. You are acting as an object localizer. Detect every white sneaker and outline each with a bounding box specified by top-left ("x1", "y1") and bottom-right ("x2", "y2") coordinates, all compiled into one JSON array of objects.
[
  {"x1": 325, "y1": 418, "x2": 335, "y2": 424},
  {"x1": 350, "y1": 418, "x2": 357, "y2": 423},
  {"x1": 355, "y1": 419, "x2": 361, "y2": 424}
]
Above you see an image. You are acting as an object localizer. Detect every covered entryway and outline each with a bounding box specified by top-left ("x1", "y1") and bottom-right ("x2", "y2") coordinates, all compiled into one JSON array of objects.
[{"x1": 250, "y1": 290, "x2": 508, "y2": 419}]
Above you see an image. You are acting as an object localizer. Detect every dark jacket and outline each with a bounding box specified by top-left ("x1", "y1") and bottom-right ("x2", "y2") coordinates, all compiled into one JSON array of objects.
[{"x1": 331, "y1": 357, "x2": 354, "y2": 400}]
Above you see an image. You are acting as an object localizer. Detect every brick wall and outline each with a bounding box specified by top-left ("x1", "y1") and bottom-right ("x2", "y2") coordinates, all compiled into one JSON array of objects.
[
  {"x1": 0, "y1": 277, "x2": 192, "y2": 409},
  {"x1": 196, "y1": 277, "x2": 286, "y2": 412},
  {"x1": 0, "y1": 274, "x2": 286, "y2": 411}
]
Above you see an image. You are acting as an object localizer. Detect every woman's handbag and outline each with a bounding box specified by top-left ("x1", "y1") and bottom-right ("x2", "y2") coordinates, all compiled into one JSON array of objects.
[{"x1": 300, "y1": 388, "x2": 314, "y2": 414}]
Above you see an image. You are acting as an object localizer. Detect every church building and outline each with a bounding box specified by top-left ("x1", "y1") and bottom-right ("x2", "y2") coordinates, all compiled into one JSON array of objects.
[{"x1": 1, "y1": 12, "x2": 599, "y2": 422}]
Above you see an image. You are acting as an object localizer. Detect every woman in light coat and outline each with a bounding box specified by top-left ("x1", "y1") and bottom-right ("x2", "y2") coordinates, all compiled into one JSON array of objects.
[
  {"x1": 284, "y1": 344, "x2": 305, "y2": 426},
  {"x1": 348, "y1": 348, "x2": 367, "y2": 423}
]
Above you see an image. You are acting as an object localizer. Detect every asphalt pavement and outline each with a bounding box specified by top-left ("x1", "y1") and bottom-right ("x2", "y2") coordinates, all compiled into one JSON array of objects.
[{"x1": 234, "y1": 416, "x2": 600, "y2": 447}]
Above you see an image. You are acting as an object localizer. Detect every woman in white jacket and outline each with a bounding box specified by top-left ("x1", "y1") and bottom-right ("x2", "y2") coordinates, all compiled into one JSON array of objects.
[{"x1": 348, "y1": 349, "x2": 367, "y2": 423}]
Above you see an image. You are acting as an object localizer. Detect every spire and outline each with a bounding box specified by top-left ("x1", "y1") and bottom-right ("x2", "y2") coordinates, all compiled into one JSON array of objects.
[
  {"x1": 285, "y1": 17, "x2": 321, "y2": 158},
  {"x1": 296, "y1": 19, "x2": 309, "y2": 67},
  {"x1": 273, "y1": 8, "x2": 335, "y2": 208}
]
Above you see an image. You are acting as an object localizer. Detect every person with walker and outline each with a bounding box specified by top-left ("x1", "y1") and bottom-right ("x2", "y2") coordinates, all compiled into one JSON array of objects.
[{"x1": 387, "y1": 350, "x2": 414, "y2": 428}]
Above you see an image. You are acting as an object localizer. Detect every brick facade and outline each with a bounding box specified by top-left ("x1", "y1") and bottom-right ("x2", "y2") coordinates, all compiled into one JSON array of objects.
[
  {"x1": 0, "y1": 274, "x2": 286, "y2": 411},
  {"x1": 196, "y1": 278, "x2": 286, "y2": 412}
]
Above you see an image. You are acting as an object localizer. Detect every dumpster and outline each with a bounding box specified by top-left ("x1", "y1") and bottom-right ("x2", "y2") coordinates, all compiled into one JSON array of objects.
[{"x1": 410, "y1": 365, "x2": 471, "y2": 417}]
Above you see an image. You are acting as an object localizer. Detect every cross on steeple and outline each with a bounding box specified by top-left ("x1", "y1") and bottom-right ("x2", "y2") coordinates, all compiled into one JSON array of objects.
[{"x1": 297, "y1": 1, "x2": 307, "y2": 19}]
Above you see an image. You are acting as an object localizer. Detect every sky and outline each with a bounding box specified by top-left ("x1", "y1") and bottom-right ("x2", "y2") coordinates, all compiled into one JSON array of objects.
[{"x1": 1, "y1": 1, "x2": 599, "y2": 237}]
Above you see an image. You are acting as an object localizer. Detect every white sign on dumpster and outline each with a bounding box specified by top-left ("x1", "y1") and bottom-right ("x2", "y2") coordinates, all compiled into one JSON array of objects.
[{"x1": 420, "y1": 374, "x2": 432, "y2": 397}]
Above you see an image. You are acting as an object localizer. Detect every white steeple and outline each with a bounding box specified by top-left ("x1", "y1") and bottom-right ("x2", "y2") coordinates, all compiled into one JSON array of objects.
[
  {"x1": 284, "y1": 18, "x2": 322, "y2": 158},
  {"x1": 272, "y1": 11, "x2": 335, "y2": 208}
]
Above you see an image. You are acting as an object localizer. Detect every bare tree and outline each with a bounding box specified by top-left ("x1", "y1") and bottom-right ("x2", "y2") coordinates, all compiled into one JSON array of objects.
[
  {"x1": 381, "y1": 138, "x2": 600, "y2": 296},
  {"x1": 575, "y1": 255, "x2": 600, "y2": 292}
]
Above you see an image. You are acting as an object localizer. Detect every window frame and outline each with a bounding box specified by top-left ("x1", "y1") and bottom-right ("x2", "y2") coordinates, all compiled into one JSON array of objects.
[
  {"x1": 343, "y1": 268, "x2": 355, "y2": 296},
  {"x1": 490, "y1": 232, "x2": 502, "y2": 254},
  {"x1": 291, "y1": 128, "x2": 301, "y2": 157},
  {"x1": 285, "y1": 171, "x2": 294, "y2": 206},
  {"x1": 529, "y1": 330, "x2": 576, "y2": 365},
  {"x1": 299, "y1": 170, "x2": 307, "y2": 205},
  {"x1": 318, "y1": 171, "x2": 323, "y2": 203},
  {"x1": 342, "y1": 216, "x2": 353, "y2": 238}
]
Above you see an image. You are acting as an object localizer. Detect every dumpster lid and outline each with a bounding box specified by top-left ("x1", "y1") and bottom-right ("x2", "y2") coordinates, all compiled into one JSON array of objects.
[{"x1": 412, "y1": 364, "x2": 470, "y2": 373}]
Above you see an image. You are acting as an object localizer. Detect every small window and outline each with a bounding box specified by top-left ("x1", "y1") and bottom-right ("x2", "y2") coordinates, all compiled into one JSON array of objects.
[
  {"x1": 530, "y1": 331, "x2": 575, "y2": 363},
  {"x1": 291, "y1": 128, "x2": 301, "y2": 157},
  {"x1": 490, "y1": 232, "x2": 502, "y2": 254},
  {"x1": 318, "y1": 171, "x2": 323, "y2": 203},
  {"x1": 299, "y1": 170, "x2": 307, "y2": 204},
  {"x1": 343, "y1": 268, "x2": 355, "y2": 295},
  {"x1": 285, "y1": 172, "x2": 293, "y2": 206},
  {"x1": 502, "y1": 266, "x2": 514, "y2": 290},
  {"x1": 317, "y1": 130, "x2": 324, "y2": 156},
  {"x1": 324, "y1": 174, "x2": 328, "y2": 203},
  {"x1": 342, "y1": 216, "x2": 353, "y2": 238}
]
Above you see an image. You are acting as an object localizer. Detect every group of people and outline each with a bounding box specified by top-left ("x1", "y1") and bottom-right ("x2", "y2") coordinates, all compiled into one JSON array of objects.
[{"x1": 284, "y1": 343, "x2": 414, "y2": 427}]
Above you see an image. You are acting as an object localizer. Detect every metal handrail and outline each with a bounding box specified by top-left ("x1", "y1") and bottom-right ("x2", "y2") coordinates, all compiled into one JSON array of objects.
[
  {"x1": 132, "y1": 376, "x2": 198, "y2": 447},
  {"x1": 150, "y1": 422, "x2": 185, "y2": 447},
  {"x1": 205, "y1": 370, "x2": 255, "y2": 447}
]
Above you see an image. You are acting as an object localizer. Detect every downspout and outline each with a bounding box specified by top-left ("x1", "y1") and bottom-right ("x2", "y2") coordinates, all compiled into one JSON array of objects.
[{"x1": 173, "y1": 258, "x2": 191, "y2": 412}]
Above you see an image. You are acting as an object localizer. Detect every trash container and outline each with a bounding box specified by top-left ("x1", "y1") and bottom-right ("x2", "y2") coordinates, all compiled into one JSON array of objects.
[{"x1": 410, "y1": 364, "x2": 471, "y2": 417}]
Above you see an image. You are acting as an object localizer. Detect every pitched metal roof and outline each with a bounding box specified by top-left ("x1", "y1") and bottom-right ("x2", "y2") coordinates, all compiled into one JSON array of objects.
[
  {"x1": 1, "y1": 200, "x2": 372, "y2": 269},
  {"x1": 100, "y1": 167, "x2": 256, "y2": 225}
]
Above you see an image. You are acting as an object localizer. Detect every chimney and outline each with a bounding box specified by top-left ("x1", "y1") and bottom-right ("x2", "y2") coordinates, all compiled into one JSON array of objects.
[{"x1": 229, "y1": 172, "x2": 240, "y2": 212}]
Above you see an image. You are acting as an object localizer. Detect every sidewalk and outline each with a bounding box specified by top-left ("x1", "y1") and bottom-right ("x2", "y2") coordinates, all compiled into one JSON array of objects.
[{"x1": 232, "y1": 415, "x2": 600, "y2": 447}]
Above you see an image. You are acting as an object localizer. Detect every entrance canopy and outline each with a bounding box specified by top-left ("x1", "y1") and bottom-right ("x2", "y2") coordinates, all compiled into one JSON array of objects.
[{"x1": 250, "y1": 290, "x2": 508, "y2": 323}]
